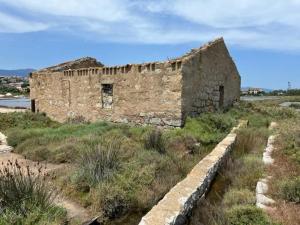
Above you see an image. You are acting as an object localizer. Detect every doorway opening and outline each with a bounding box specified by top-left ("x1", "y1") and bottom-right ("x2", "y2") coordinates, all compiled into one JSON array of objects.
[
  {"x1": 101, "y1": 84, "x2": 113, "y2": 109},
  {"x1": 31, "y1": 99, "x2": 36, "y2": 113}
]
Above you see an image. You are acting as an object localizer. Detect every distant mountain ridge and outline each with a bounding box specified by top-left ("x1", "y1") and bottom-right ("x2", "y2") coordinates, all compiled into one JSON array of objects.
[{"x1": 0, "y1": 69, "x2": 35, "y2": 77}]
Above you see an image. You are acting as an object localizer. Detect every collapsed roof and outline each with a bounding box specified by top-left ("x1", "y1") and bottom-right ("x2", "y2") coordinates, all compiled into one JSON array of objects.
[{"x1": 39, "y1": 57, "x2": 104, "y2": 72}]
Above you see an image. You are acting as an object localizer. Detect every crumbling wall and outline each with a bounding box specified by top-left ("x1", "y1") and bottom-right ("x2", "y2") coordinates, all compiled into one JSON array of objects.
[
  {"x1": 30, "y1": 38, "x2": 240, "y2": 127},
  {"x1": 30, "y1": 62, "x2": 183, "y2": 126},
  {"x1": 181, "y1": 38, "x2": 240, "y2": 119}
]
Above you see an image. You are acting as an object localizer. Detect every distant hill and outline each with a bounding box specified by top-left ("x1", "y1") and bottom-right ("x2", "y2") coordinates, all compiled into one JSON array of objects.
[{"x1": 0, "y1": 69, "x2": 35, "y2": 77}]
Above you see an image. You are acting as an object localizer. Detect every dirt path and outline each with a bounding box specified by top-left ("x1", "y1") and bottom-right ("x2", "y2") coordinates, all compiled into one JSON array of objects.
[{"x1": 0, "y1": 131, "x2": 91, "y2": 223}]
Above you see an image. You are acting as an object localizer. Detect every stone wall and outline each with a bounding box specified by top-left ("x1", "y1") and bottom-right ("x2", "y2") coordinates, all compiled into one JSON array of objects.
[
  {"x1": 181, "y1": 38, "x2": 240, "y2": 118},
  {"x1": 139, "y1": 122, "x2": 245, "y2": 225},
  {"x1": 30, "y1": 38, "x2": 241, "y2": 126},
  {"x1": 30, "y1": 61, "x2": 183, "y2": 126}
]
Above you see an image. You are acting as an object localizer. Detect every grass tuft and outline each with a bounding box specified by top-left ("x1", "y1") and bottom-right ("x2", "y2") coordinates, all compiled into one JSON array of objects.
[
  {"x1": 74, "y1": 137, "x2": 122, "y2": 187},
  {"x1": 144, "y1": 129, "x2": 166, "y2": 154},
  {"x1": 222, "y1": 189, "x2": 256, "y2": 208},
  {"x1": 0, "y1": 160, "x2": 66, "y2": 224}
]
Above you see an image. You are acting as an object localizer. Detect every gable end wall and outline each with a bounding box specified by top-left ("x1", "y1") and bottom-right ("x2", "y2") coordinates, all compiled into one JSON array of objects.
[{"x1": 181, "y1": 39, "x2": 241, "y2": 119}]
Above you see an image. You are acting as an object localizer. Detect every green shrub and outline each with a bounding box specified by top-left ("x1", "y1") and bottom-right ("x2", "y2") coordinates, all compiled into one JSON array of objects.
[
  {"x1": 223, "y1": 189, "x2": 256, "y2": 208},
  {"x1": 7, "y1": 128, "x2": 40, "y2": 147},
  {"x1": 226, "y1": 205, "x2": 274, "y2": 225},
  {"x1": 0, "y1": 112, "x2": 58, "y2": 132},
  {"x1": 183, "y1": 113, "x2": 235, "y2": 144},
  {"x1": 93, "y1": 183, "x2": 129, "y2": 220},
  {"x1": 278, "y1": 177, "x2": 300, "y2": 203},
  {"x1": 144, "y1": 129, "x2": 166, "y2": 154},
  {"x1": 166, "y1": 112, "x2": 235, "y2": 146},
  {"x1": 290, "y1": 103, "x2": 300, "y2": 109}
]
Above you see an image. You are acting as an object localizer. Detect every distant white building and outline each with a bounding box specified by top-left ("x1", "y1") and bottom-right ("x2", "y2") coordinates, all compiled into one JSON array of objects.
[
  {"x1": 241, "y1": 87, "x2": 264, "y2": 95},
  {"x1": 8, "y1": 82, "x2": 23, "y2": 91}
]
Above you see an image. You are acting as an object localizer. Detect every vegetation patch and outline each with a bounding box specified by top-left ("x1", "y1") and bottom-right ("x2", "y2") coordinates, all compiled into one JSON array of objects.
[
  {"x1": 0, "y1": 160, "x2": 66, "y2": 225},
  {"x1": 222, "y1": 189, "x2": 256, "y2": 208},
  {"x1": 290, "y1": 103, "x2": 300, "y2": 109},
  {"x1": 188, "y1": 110, "x2": 275, "y2": 225},
  {"x1": 2, "y1": 100, "x2": 297, "y2": 224},
  {"x1": 277, "y1": 177, "x2": 300, "y2": 203},
  {"x1": 225, "y1": 205, "x2": 275, "y2": 225},
  {"x1": 1, "y1": 109, "x2": 239, "y2": 224},
  {"x1": 0, "y1": 112, "x2": 58, "y2": 132}
]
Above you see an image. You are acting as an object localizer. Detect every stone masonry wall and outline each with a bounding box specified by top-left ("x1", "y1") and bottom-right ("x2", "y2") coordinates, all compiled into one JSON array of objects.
[
  {"x1": 30, "y1": 38, "x2": 241, "y2": 126},
  {"x1": 181, "y1": 38, "x2": 240, "y2": 119},
  {"x1": 30, "y1": 61, "x2": 183, "y2": 126}
]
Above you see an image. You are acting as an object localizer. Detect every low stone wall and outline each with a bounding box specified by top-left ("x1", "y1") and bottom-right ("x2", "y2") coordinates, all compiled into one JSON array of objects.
[
  {"x1": 139, "y1": 122, "x2": 244, "y2": 225},
  {"x1": 256, "y1": 122, "x2": 277, "y2": 210}
]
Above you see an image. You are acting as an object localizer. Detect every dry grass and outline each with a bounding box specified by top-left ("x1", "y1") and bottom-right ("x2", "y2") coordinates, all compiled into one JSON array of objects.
[
  {"x1": 268, "y1": 201, "x2": 300, "y2": 225},
  {"x1": 267, "y1": 116, "x2": 300, "y2": 225}
]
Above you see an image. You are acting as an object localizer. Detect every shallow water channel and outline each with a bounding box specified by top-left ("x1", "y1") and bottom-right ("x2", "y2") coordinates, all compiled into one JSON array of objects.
[{"x1": 186, "y1": 157, "x2": 233, "y2": 225}]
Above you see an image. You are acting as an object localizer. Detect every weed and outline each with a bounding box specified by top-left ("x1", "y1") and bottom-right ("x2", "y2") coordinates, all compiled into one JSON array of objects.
[
  {"x1": 144, "y1": 129, "x2": 166, "y2": 154},
  {"x1": 74, "y1": 137, "x2": 121, "y2": 186},
  {"x1": 278, "y1": 177, "x2": 300, "y2": 203},
  {"x1": 0, "y1": 112, "x2": 58, "y2": 132},
  {"x1": 234, "y1": 128, "x2": 268, "y2": 157},
  {"x1": 222, "y1": 189, "x2": 256, "y2": 208},
  {"x1": 225, "y1": 205, "x2": 275, "y2": 225},
  {"x1": 0, "y1": 160, "x2": 66, "y2": 224},
  {"x1": 290, "y1": 103, "x2": 300, "y2": 109}
]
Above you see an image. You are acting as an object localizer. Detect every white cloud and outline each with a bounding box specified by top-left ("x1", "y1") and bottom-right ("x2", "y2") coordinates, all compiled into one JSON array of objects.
[
  {"x1": 146, "y1": 0, "x2": 300, "y2": 28},
  {"x1": 0, "y1": 0, "x2": 130, "y2": 22},
  {"x1": 0, "y1": 12, "x2": 48, "y2": 33},
  {"x1": 0, "y1": 0, "x2": 300, "y2": 51}
]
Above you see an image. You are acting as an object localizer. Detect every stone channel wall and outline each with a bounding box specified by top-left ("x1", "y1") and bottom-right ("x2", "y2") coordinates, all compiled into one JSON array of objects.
[{"x1": 139, "y1": 122, "x2": 244, "y2": 225}]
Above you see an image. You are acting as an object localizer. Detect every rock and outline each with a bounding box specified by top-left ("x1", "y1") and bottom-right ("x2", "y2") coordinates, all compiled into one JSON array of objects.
[
  {"x1": 256, "y1": 193, "x2": 275, "y2": 206},
  {"x1": 263, "y1": 152, "x2": 274, "y2": 165},
  {"x1": 256, "y1": 179, "x2": 269, "y2": 194},
  {"x1": 82, "y1": 217, "x2": 101, "y2": 225},
  {"x1": 149, "y1": 118, "x2": 162, "y2": 125},
  {"x1": 0, "y1": 145, "x2": 13, "y2": 153}
]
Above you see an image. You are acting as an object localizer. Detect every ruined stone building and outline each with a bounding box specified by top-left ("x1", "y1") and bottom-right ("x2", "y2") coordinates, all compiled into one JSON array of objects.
[{"x1": 29, "y1": 38, "x2": 241, "y2": 127}]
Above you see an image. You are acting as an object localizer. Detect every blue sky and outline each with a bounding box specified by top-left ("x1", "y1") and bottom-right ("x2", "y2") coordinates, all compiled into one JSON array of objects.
[{"x1": 0, "y1": 0, "x2": 299, "y2": 89}]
